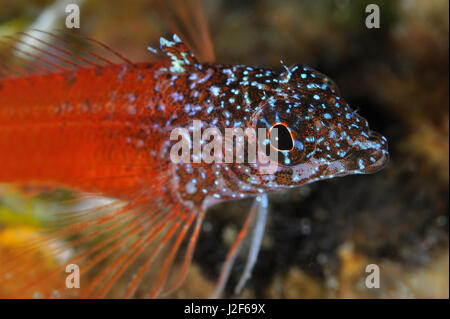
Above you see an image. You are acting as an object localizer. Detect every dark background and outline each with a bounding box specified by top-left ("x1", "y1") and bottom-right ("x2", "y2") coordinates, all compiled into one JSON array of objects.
[{"x1": 0, "y1": 0, "x2": 448, "y2": 298}]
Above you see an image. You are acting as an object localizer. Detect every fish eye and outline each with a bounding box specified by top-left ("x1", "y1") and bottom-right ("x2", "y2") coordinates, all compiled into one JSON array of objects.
[{"x1": 269, "y1": 123, "x2": 294, "y2": 152}]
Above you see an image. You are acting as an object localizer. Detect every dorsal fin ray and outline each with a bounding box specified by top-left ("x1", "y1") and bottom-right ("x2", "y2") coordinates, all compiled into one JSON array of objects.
[
  {"x1": 0, "y1": 30, "x2": 135, "y2": 80},
  {"x1": 22, "y1": 31, "x2": 99, "y2": 68},
  {"x1": 35, "y1": 30, "x2": 118, "y2": 66},
  {"x1": 5, "y1": 34, "x2": 75, "y2": 72},
  {"x1": 156, "y1": 33, "x2": 200, "y2": 73},
  {"x1": 0, "y1": 40, "x2": 52, "y2": 76},
  {"x1": 155, "y1": 0, "x2": 215, "y2": 63}
]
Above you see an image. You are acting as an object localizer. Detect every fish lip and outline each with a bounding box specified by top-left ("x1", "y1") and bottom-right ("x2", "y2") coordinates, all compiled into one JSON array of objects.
[
  {"x1": 362, "y1": 130, "x2": 390, "y2": 173},
  {"x1": 365, "y1": 149, "x2": 389, "y2": 174},
  {"x1": 342, "y1": 130, "x2": 390, "y2": 174}
]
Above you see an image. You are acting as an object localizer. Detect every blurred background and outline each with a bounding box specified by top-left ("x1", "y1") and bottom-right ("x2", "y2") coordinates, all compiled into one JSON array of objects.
[{"x1": 0, "y1": 0, "x2": 448, "y2": 298}]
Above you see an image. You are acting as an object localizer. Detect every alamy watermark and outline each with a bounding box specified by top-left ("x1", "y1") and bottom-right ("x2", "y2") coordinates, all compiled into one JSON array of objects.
[
  {"x1": 365, "y1": 4, "x2": 380, "y2": 29},
  {"x1": 65, "y1": 4, "x2": 80, "y2": 29},
  {"x1": 365, "y1": 263, "x2": 380, "y2": 289},
  {"x1": 169, "y1": 120, "x2": 283, "y2": 174},
  {"x1": 65, "y1": 263, "x2": 80, "y2": 288}
]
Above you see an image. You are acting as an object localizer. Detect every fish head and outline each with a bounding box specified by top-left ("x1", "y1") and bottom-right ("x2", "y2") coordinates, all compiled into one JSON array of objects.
[{"x1": 254, "y1": 64, "x2": 389, "y2": 187}]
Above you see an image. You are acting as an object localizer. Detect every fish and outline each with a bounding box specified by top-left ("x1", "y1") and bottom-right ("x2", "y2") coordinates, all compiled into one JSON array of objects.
[{"x1": 0, "y1": 30, "x2": 388, "y2": 298}]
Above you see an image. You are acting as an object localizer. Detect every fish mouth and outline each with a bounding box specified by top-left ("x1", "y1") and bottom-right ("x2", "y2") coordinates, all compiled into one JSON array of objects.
[{"x1": 343, "y1": 131, "x2": 389, "y2": 174}]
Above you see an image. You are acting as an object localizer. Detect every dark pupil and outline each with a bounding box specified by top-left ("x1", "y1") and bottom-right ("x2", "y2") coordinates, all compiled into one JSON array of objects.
[{"x1": 271, "y1": 124, "x2": 293, "y2": 151}]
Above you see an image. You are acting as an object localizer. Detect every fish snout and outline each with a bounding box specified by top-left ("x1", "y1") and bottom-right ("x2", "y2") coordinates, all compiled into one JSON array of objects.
[
  {"x1": 343, "y1": 130, "x2": 389, "y2": 174},
  {"x1": 366, "y1": 131, "x2": 389, "y2": 173}
]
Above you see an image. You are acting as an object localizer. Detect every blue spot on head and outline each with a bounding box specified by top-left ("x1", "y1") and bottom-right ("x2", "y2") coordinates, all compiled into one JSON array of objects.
[
  {"x1": 313, "y1": 94, "x2": 320, "y2": 100},
  {"x1": 210, "y1": 86, "x2": 220, "y2": 96},
  {"x1": 358, "y1": 159, "x2": 366, "y2": 170},
  {"x1": 295, "y1": 141, "x2": 304, "y2": 151}
]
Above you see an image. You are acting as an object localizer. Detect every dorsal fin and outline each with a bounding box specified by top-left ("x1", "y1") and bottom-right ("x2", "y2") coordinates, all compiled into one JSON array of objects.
[
  {"x1": 154, "y1": 33, "x2": 200, "y2": 73},
  {"x1": 0, "y1": 29, "x2": 135, "y2": 80},
  {"x1": 155, "y1": 0, "x2": 215, "y2": 63}
]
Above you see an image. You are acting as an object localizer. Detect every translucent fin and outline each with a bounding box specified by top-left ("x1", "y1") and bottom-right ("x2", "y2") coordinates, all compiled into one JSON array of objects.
[
  {"x1": 0, "y1": 189, "x2": 204, "y2": 299},
  {"x1": 161, "y1": 209, "x2": 205, "y2": 296},
  {"x1": 210, "y1": 195, "x2": 269, "y2": 298},
  {"x1": 211, "y1": 202, "x2": 257, "y2": 299},
  {"x1": 234, "y1": 194, "x2": 268, "y2": 294},
  {"x1": 155, "y1": 33, "x2": 200, "y2": 73},
  {"x1": 156, "y1": 0, "x2": 215, "y2": 63},
  {"x1": 0, "y1": 29, "x2": 135, "y2": 80}
]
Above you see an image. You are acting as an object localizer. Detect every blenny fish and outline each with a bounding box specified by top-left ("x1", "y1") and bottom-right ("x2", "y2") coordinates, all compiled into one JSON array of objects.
[{"x1": 0, "y1": 31, "x2": 388, "y2": 298}]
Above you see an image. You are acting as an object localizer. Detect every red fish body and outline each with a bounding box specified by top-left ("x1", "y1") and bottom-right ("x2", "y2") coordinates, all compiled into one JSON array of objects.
[
  {"x1": 0, "y1": 34, "x2": 388, "y2": 298},
  {"x1": 1, "y1": 62, "x2": 160, "y2": 197}
]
